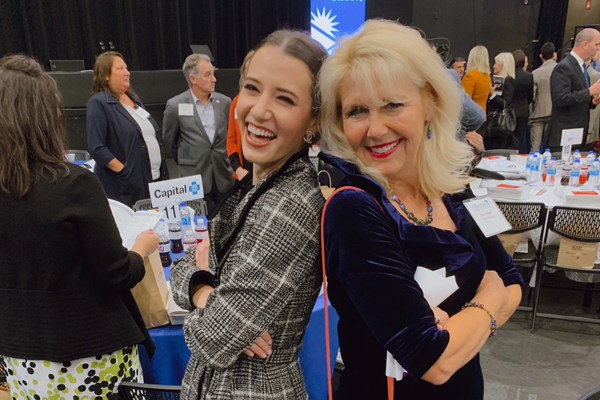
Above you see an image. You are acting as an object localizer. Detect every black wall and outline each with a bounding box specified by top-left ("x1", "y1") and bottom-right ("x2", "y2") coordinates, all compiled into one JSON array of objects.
[
  {"x1": 563, "y1": 0, "x2": 600, "y2": 52},
  {"x1": 412, "y1": 0, "x2": 540, "y2": 68}
]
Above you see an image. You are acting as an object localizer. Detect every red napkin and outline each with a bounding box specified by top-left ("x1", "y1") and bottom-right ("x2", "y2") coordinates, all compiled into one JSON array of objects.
[
  {"x1": 496, "y1": 184, "x2": 521, "y2": 189},
  {"x1": 572, "y1": 191, "x2": 599, "y2": 195}
]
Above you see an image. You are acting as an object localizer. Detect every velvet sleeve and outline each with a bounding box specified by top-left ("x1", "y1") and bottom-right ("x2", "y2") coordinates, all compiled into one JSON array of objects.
[
  {"x1": 474, "y1": 224, "x2": 524, "y2": 288},
  {"x1": 323, "y1": 189, "x2": 449, "y2": 378}
]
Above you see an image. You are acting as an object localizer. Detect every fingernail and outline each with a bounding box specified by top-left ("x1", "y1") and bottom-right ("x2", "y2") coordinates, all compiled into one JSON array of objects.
[
  {"x1": 260, "y1": 353, "x2": 267, "y2": 359},
  {"x1": 267, "y1": 349, "x2": 272, "y2": 356},
  {"x1": 149, "y1": 229, "x2": 153, "y2": 232},
  {"x1": 268, "y1": 340, "x2": 272, "y2": 345},
  {"x1": 248, "y1": 352, "x2": 254, "y2": 357}
]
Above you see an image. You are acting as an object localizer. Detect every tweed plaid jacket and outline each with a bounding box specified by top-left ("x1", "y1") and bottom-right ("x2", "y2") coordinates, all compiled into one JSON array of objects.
[{"x1": 171, "y1": 152, "x2": 325, "y2": 400}]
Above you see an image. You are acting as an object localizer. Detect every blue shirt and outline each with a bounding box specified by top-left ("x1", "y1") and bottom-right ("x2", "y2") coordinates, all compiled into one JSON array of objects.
[{"x1": 190, "y1": 90, "x2": 216, "y2": 143}]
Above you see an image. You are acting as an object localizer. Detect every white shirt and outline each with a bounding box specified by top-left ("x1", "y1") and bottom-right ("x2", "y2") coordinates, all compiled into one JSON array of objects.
[
  {"x1": 570, "y1": 51, "x2": 586, "y2": 76},
  {"x1": 123, "y1": 104, "x2": 161, "y2": 180},
  {"x1": 190, "y1": 90, "x2": 216, "y2": 143}
]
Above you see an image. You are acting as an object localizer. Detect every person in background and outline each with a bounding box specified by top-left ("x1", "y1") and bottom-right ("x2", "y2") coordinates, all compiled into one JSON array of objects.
[
  {"x1": 87, "y1": 52, "x2": 169, "y2": 208},
  {"x1": 546, "y1": 28, "x2": 600, "y2": 150},
  {"x1": 449, "y1": 57, "x2": 466, "y2": 79},
  {"x1": 510, "y1": 49, "x2": 534, "y2": 153},
  {"x1": 0, "y1": 54, "x2": 159, "y2": 398},
  {"x1": 318, "y1": 20, "x2": 523, "y2": 399},
  {"x1": 227, "y1": 51, "x2": 254, "y2": 181},
  {"x1": 163, "y1": 54, "x2": 235, "y2": 215},
  {"x1": 486, "y1": 52, "x2": 516, "y2": 149},
  {"x1": 587, "y1": 50, "x2": 600, "y2": 149},
  {"x1": 462, "y1": 45, "x2": 492, "y2": 113},
  {"x1": 530, "y1": 42, "x2": 557, "y2": 152},
  {"x1": 170, "y1": 30, "x2": 326, "y2": 400}
]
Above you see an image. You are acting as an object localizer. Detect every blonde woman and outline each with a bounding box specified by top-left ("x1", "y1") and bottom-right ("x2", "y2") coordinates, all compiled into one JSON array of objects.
[
  {"x1": 462, "y1": 45, "x2": 492, "y2": 112},
  {"x1": 488, "y1": 52, "x2": 518, "y2": 149},
  {"x1": 318, "y1": 20, "x2": 523, "y2": 399}
]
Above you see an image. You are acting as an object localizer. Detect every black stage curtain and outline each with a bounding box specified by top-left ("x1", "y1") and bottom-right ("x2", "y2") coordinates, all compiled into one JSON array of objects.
[
  {"x1": 533, "y1": 0, "x2": 569, "y2": 69},
  {"x1": 0, "y1": 0, "x2": 310, "y2": 71}
]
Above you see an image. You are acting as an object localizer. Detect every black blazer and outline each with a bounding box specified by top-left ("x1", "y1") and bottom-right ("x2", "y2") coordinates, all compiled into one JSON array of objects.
[
  {"x1": 547, "y1": 54, "x2": 596, "y2": 147},
  {"x1": 487, "y1": 75, "x2": 515, "y2": 114},
  {"x1": 87, "y1": 91, "x2": 169, "y2": 207},
  {"x1": 509, "y1": 70, "x2": 534, "y2": 118},
  {"x1": 0, "y1": 165, "x2": 154, "y2": 361}
]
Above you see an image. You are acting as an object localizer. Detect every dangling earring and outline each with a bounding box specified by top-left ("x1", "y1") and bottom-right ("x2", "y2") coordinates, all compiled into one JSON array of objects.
[
  {"x1": 427, "y1": 124, "x2": 433, "y2": 139},
  {"x1": 304, "y1": 130, "x2": 315, "y2": 144}
]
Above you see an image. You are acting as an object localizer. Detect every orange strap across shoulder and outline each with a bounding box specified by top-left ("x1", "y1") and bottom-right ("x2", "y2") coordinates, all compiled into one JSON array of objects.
[{"x1": 321, "y1": 186, "x2": 394, "y2": 400}]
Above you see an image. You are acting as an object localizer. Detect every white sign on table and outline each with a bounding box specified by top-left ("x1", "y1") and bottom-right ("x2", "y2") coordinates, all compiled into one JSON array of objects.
[
  {"x1": 463, "y1": 197, "x2": 512, "y2": 238},
  {"x1": 561, "y1": 128, "x2": 583, "y2": 161},
  {"x1": 149, "y1": 175, "x2": 204, "y2": 222}
]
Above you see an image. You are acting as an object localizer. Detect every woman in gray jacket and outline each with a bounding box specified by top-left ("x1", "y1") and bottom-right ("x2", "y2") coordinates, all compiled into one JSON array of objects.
[{"x1": 170, "y1": 30, "x2": 327, "y2": 400}]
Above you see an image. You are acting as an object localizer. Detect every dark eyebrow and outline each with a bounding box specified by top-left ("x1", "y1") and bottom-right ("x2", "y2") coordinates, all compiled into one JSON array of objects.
[{"x1": 244, "y1": 76, "x2": 299, "y2": 100}]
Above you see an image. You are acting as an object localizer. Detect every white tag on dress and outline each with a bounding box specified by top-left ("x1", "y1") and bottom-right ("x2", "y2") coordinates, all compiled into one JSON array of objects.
[{"x1": 463, "y1": 197, "x2": 512, "y2": 238}]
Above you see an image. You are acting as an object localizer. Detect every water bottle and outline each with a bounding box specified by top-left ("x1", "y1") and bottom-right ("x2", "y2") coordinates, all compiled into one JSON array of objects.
[
  {"x1": 158, "y1": 230, "x2": 172, "y2": 267},
  {"x1": 589, "y1": 158, "x2": 600, "y2": 186},
  {"x1": 183, "y1": 229, "x2": 196, "y2": 252},
  {"x1": 546, "y1": 157, "x2": 556, "y2": 186},
  {"x1": 586, "y1": 151, "x2": 595, "y2": 168},
  {"x1": 180, "y1": 202, "x2": 192, "y2": 233},
  {"x1": 195, "y1": 219, "x2": 208, "y2": 244},
  {"x1": 569, "y1": 159, "x2": 581, "y2": 186},
  {"x1": 529, "y1": 154, "x2": 541, "y2": 183},
  {"x1": 169, "y1": 221, "x2": 184, "y2": 253},
  {"x1": 542, "y1": 148, "x2": 552, "y2": 166},
  {"x1": 526, "y1": 152, "x2": 534, "y2": 177},
  {"x1": 573, "y1": 149, "x2": 581, "y2": 164}
]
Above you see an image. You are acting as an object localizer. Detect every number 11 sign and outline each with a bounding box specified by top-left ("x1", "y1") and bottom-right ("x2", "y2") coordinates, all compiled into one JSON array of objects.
[{"x1": 148, "y1": 175, "x2": 204, "y2": 222}]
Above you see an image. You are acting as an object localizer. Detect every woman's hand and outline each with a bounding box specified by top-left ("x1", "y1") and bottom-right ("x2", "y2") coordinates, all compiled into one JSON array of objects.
[
  {"x1": 131, "y1": 229, "x2": 159, "y2": 258},
  {"x1": 431, "y1": 306, "x2": 449, "y2": 330},
  {"x1": 465, "y1": 131, "x2": 485, "y2": 153},
  {"x1": 476, "y1": 271, "x2": 510, "y2": 311},
  {"x1": 244, "y1": 330, "x2": 272, "y2": 359},
  {"x1": 489, "y1": 84, "x2": 498, "y2": 96},
  {"x1": 195, "y1": 233, "x2": 210, "y2": 271},
  {"x1": 236, "y1": 167, "x2": 249, "y2": 180}
]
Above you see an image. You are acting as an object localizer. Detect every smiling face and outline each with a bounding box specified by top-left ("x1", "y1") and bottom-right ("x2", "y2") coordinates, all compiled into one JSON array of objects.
[
  {"x1": 339, "y1": 75, "x2": 433, "y2": 180},
  {"x1": 493, "y1": 60, "x2": 503, "y2": 75},
  {"x1": 236, "y1": 45, "x2": 317, "y2": 181},
  {"x1": 107, "y1": 57, "x2": 130, "y2": 95}
]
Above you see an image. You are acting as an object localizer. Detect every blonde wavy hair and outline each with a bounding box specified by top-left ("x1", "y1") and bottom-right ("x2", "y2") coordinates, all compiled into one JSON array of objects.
[
  {"x1": 494, "y1": 52, "x2": 516, "y2": 78},
  {"x1": 466, "y1": 45, "x2": 491, "y2": 75},
  {"x1": 318, "y1": 19, "x2": 473, "y2": 198}
]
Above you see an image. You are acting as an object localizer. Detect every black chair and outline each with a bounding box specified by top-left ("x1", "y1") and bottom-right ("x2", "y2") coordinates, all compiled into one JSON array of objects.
[
  {"x1": 496, "y1": 202, "x2": 548, "y2": 310},
  {"x1": 531, "y1": 206, "x2": 600, "y2": 332},
  {"x1": 67, "y1": 149, "x2": 91, "y2": 161},
  {"x1": 579, "y1": 386, "x2": 600, "y2": 400},
  {"x1": 114, "y1": 382, "x2": 181, "y2": 400},
  {"x1": 482, "y1": 149, "x2": 518, "y2": 158},
  {"x1": 132, "y1": 198, "x2": 208, "y2": 217}
]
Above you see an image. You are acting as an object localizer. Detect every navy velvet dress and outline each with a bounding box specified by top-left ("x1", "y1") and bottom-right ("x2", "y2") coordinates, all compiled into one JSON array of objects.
[{"x1": 320, "y1": 154, "x2": 524, "y2": 400}]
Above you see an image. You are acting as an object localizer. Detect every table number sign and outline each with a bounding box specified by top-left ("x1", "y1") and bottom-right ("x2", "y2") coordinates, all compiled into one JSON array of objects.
[{"x1": 149, "y1": 175, "x2": 204, "y2": 222}]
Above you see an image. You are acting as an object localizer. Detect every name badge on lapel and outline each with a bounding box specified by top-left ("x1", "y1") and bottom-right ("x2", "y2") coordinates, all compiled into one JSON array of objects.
[
  {"x1": 463, "y1": 197, "x2": 511, "y2": 238},
  {"x1": 135, "y1": 106, "x2": 150, "y2": 119},
  {"x1": 178, "y1": 103, "x2": 194, "y2": 116}
]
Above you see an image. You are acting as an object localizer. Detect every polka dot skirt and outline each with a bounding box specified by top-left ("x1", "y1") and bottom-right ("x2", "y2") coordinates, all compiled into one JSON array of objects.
[{"x1": 0, "y1": 345, "x2": 142, "y2": 399}]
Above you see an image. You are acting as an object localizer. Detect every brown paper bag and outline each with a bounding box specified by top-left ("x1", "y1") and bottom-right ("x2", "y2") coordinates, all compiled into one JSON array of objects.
[
  {"x1": 130, "y1": 250, "x2": 170, "y2": 328},
  {"x1": 556, "y1": 238, "x2": 599, "y2": 269},
  {"x1": 497, "y1": 233, "x2": 523, "y2": 257},
  {"x1": 319, "y1": 170, "x2": 335, "y2": 199}
]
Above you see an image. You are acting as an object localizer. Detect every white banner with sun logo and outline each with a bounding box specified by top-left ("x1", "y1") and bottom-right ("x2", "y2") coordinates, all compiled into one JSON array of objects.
[{"x1": 310, "y1": 0, "x2": 365, "y2": 55}]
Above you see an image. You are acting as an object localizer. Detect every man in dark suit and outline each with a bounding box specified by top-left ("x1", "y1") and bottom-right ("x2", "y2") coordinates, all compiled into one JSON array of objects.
[
  {"x1": 510, "y1": 50, "x2": 534, "y2": 153},
  {"x1": 163, "y1": 54, "x2": 235, "y2": 214},
  {"x1": 546, "y1": 28, "x2": 600, "y2": 150}
]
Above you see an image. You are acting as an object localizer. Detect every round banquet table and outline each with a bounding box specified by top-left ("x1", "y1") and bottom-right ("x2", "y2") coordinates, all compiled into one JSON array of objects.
[
  {"x1": 138, "y1": 245, "x2": 340, "y2": 400},
  {"x1": 472, "y1": 178, "x2": 600, "y2": 283}
]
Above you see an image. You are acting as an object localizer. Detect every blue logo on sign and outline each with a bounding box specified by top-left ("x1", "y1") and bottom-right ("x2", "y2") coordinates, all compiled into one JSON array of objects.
[
  {"x1": 189, "y1": 181, "x2": 201, "y2": 195},
  {"x1": 311, "y1": 0, "x2": 365, "y2": 55}
]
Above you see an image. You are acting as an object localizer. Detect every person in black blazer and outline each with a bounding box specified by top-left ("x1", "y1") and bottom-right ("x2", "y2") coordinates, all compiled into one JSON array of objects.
[
  {"x1": 0, "y1": 54, "x2": 159, "y2": 398},
  {"x1": 546, "y1": 28, "x2": 600, "y2": 149},
  {"x1": 87, "y1": 52, "x2": 169, "y2": 207},
  {"x1": 510, "y1": 50, "x2": 534, "y2": 153}
]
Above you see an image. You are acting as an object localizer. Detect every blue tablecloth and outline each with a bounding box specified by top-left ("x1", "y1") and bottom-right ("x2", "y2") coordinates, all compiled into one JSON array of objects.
[{"x1": 140, "y1": 237, "x2": 340, "y2": 399}]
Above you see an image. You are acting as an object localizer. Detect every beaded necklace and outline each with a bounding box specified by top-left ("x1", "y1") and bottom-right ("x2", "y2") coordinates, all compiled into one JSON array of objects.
[{"x1": 391, "y1": 195, "x2": 433, "y2": 226}]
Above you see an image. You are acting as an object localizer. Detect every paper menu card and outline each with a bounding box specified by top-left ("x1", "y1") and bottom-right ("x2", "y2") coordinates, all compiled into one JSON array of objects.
[
  {"x1": 108, "y1": 199, "x2": 164, "y2": 250},
  {"x1": 386, "y1": 267, "x2": 459, "y2": 381}
]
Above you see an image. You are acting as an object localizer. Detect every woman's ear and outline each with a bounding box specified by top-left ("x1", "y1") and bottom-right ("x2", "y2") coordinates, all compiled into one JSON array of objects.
[{"x1": 422, "y1": 84, "x2": 437, "y2": 122}]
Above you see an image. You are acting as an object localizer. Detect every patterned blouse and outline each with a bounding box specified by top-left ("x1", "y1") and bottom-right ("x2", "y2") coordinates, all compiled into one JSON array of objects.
[{"x1": 170, "y1": 152, "x2": 325, "y2": 400}]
